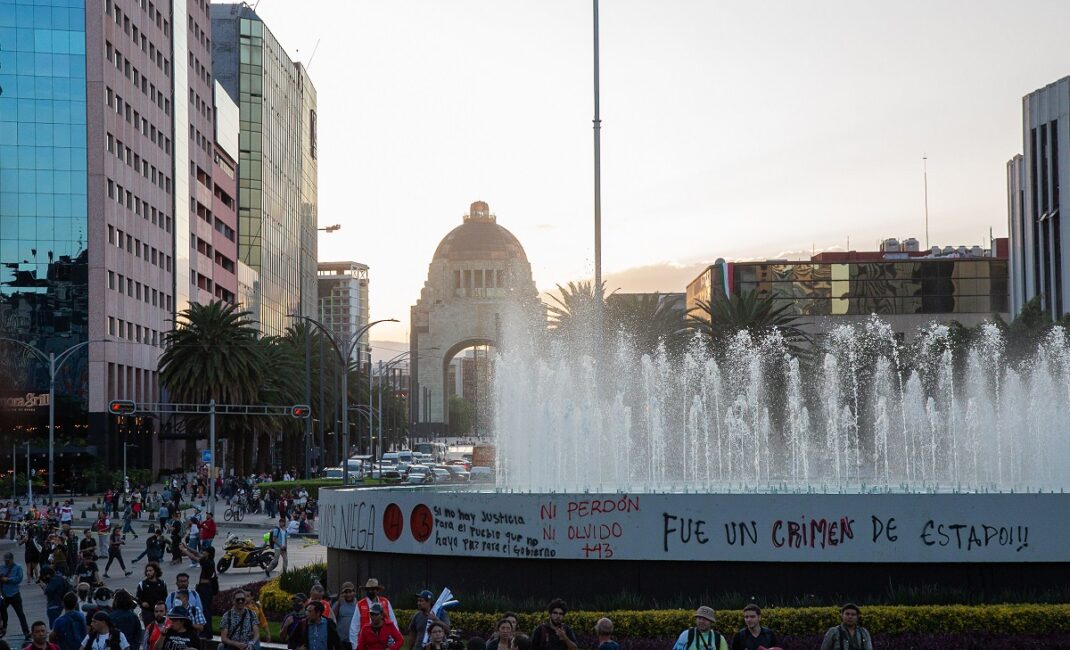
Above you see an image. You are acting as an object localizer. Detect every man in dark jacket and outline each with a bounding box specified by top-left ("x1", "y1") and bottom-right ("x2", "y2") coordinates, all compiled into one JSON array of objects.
[
  {"x1": 288, "y1": 601, "x2": 343, "y2": 650},
  {"x1": 41, "y1": 567, "x2": 69, "y2": 626}
]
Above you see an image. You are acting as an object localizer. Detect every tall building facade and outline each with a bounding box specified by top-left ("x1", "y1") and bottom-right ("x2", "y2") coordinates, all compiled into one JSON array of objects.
[
  {"x1": 210, "y1": 3, "x2": 317, "y2": 335},
  {"x1": 1, "y1": 0, "x2": 244, "y2": 473},
  {"x1": 317, "y1": 261, "x2": 369, "y2": 359},
  {"x1": 1008, "y1": 77, "x2": 1070, "y2": 319}
]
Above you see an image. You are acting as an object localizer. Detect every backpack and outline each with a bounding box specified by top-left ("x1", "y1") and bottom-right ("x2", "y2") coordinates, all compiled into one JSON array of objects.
[{"x1": 684, "y1": 627, "x2": 722, "y2": 650}]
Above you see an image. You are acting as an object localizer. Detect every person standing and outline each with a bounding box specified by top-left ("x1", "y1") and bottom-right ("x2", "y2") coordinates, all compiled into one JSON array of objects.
[
  {"x1": 219, "y1": 591, "x2": 259, "y2": 650},
  {"x1": 136, "y1": 564, "x2": 168, "y2": 626},
  {"x1": 109, "y1": 591, "x2": 143, "y2": 650},
  {"x1": 671, "y1": 607, "x2": 729, "y2": 650},
  {"x1": 143, "y1": 604, "x2": 168, "y2": 650},
  {"x1": 0, "y1": 551, "x2": 31, "y2": 639},
  {"x1": 24, "y1": 620, "x2": 61, "y2": 650},
  {"x1": 288, "y1": 601, "x2": 343, "y2": 650},
  {"x1": 164, "y1": 575, "x2": 203, "y2": 613},
  {"x1": 184, "y1": 520, "x2": 200, "y2": 569},
  {"x1": 347, "y1": 580, "x2": 396, "y2": 650},
  {"x1": 103, "y1": 527, "x2": 132, "y2": 578},
  {"x1": 40, "y1": 566, "x2": 69, "y2": 626},
  {"x1": 405, "y1": 590, "x2": 449, "y2": 650},
  {"x1": 594, "y1": 619, "x2": 618, "y2": 650},
  {"x1": 531, "y1": 599, "x2": 578, "y2": 650},
  {"x1": 332, "y1": 583, "x2": 357, "y2": 650},
  {"x1": 731, "y1": 604, "x2": 777, "y2": 650},
  {"x1": 820, "y1": 604, "x2": 872, "y2": 650},
  {"x1": 133, "y1": 529, "x2": 166, "y2": 565},
  {"x1": 80, "y1": 531, "x2": 98, "y2": 562},
  {"x1": 198, "y1": 515, "x2": 215, "y2": 553},
  {"x1": 268, "y1": 519, "x2": 288, "y2": 576},
  {"x1": 50, "y1": 593, "x2": 87, "y2": 650},
  {"x1": 354, "y1": 604, "x2": 402, "y2": 650},
  {"x1": 152, "y1": 607, "x2": 201, "y2": 650},
  {"x1": 79, "y1": 611, "x2": 130, "y2": 650}
]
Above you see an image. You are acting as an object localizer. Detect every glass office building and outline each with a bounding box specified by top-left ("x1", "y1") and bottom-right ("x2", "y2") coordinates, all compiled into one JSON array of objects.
[
  {"x1": 0, "y1": 0, "x2": 91, "y2": 449},
  {"x1": 688, "y1": 257, "x2": 1010, "y2": 328}
]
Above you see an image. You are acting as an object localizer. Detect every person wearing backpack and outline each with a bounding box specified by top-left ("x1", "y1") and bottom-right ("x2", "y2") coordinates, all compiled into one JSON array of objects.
[
  {"x1": 820, "y1": 604, "x2": 873, "y2": 650},
  {"x1": 280, "y1": 594, "x2": 309, "y2": 644},
  {"x1": 671, "y1": 606, "x2": 729, "y2": 650},
  {"x1": 220, "y1": 591, "x2": 259, "y2": 650},
  {"x1": 78, "y1": 611, "x2": 131, "y2": 650}
]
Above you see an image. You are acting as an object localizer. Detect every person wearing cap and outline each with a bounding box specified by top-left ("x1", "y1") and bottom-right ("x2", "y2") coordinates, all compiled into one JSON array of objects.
[
  {"x1": 280, "y1": 594, "x2": 309, "y2": 644},
  {"x1": 79, "y1": 611, "x2": 130, "y2": 650},
  {"x1": 0, "y1": 550, "x2": 31, "y2": 639},
  {"x1": 405, "y1": 590, "x2": 450, "y2": 650},
  {"x1": 332, "y1": 583, "x2": 358, "y2": 650},
  {"x1": 671, "y1": 606, "x2": 728, "y2": 650},
  {"x1": 152, "y1": 607, "x2": 201, "y2": 650},
  {"x1": 819, "y1": 603, "x2": 872, "y2": 650},
  {"x1": 355, "y1": 603, "x2": 402, "y2": 650},
  {"x1": 87, "y1": 587, "x2": 114, "y2": 620},
  {"x1": 347, "y1": 579, "x2": 397, "y2": 650},
  {"x1": 170, "y1": 591, "x2": 206, "y2": 636},
  {"x1": 288, "y1": 601, "x2": 343, "y2": 650},
  {"x1": 531, "y1": 599, "x2": 577, "y2": 650},
  {"x1": 268, "y1": 518, "x2": 289, "y2": 575}
]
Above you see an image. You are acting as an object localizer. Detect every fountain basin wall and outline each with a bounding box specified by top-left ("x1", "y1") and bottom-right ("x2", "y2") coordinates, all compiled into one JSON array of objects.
[{"x1": 321, "y1": 487, "x2": 1070, "y2": 601}]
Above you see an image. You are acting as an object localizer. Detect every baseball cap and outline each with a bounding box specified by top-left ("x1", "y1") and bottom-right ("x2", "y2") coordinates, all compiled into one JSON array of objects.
[
  {"x1": 416, "y1": 590, "x2": 434, "y2": 600},
  {"x1": 369, "y1": 603, "x2": 384, "y2": 615}
]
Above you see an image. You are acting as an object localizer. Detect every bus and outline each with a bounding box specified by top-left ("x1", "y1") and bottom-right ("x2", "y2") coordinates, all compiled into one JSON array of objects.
[{"x1": 414, "y1": 442, "x2": 448, "y2": 463}]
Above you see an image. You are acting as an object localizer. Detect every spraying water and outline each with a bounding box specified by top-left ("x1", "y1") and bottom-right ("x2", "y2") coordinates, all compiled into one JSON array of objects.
[{"x1": 493, "y1": 316, "x2": 1070, "y2": 493}]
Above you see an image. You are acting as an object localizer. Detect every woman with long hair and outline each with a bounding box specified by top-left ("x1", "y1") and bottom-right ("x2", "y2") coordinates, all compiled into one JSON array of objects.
[{"x1": 103, "y1": 526, "x2": 131, "y2": 578}]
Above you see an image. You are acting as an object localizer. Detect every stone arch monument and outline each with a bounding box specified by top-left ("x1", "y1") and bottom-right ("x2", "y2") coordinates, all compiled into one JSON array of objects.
[{"x1": 410, "y1": 201, "x2": 539, "y2": 436}]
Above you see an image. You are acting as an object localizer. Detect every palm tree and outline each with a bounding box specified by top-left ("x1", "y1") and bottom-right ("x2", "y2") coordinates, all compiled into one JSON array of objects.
[
  {"x1": 688, "y1": 290, "x2": 811, "y2": 350},
  {"x1": 159, "y1": 301, "x2": 264, "y2": 472},
  {"x1": 606, "y1": 292, "x2": 691, "y2": 357},
  {"x1": 545, "y1": 280, "x2": 607, "y2": 335}
]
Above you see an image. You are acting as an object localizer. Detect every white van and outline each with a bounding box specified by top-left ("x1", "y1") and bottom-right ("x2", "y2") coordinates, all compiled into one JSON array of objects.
[{"x1": 381, "y1": 452, "x2": 399, "y2": 464}]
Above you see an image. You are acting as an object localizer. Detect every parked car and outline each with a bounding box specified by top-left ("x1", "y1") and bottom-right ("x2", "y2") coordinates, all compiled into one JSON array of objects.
[
  {"x1": 323, "y1": 467, "x2": 344, "y2": 479},
  {"x1": 469, "y1": 466, "x2": 493, "y2": 483},
  {"x1": 405, "y1": 472, "x2": 432, "y2": 485},
  {"x1": 407, "y1": 464, "x2": 431, "y2": 478}
]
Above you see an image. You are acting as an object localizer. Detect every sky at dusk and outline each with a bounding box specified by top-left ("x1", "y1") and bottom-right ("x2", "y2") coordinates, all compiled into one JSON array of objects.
[{"x1": 243, "y1": 0, "x2": 1070, "y2": 344}]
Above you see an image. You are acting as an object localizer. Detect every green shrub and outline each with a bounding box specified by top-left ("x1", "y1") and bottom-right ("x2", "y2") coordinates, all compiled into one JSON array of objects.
[
  {"x1": 278, "y1": 562, "x2": 328, "y2": 594},
  {"x1": 258, "y1": 480, "x2": 341, "y2": 499}
]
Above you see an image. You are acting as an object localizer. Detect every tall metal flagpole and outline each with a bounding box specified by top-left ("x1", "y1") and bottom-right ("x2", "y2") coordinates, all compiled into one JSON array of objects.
[{"x1": 592, "y1": 0, "x2": 604, "y2": 335}]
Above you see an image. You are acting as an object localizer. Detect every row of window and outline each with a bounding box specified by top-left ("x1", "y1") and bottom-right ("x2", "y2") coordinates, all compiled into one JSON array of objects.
[
  {"x1": 108, "y1": 268, "x2": 171, "y2": 312},
  {"x1": 107, "y1": 132, "x2": 171, "y2": 195},
  {"x1": 108, "y1": 224, "x2": 173, "y2": 273},
  {"x1": 108, "y1": 315, "x2": 164, "y2": 347},
  {"x1": 107, "y1": 361, "x2": 159, "y2": 406},
  {"x1": 105, "y1": 41, "x2": 170, "y2": 117},
  {"x1": 106, "y1": 87, "x2": 172, "y2": 156},
  {"x1": 107, "y1": 179, "x2": 172, "y2": 234},
  {"x1": 106, "y1": 0, "x2": 171, "y2": 65},
  {"x1": 453, "y1": 269, "x2": 507, "y2": 290},
  {"x1": 191, "y1": 233, "x2": 233, "y2": 272}
]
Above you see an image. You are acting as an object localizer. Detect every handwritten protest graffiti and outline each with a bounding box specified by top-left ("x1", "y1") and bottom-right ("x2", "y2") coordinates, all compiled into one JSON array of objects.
[{"x1": 318, "y1": 490, "x2": 1069, "y2": 563}]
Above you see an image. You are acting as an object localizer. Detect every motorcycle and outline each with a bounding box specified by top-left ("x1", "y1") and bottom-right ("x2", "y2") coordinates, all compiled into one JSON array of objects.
[{"x1": 216, "y1": 533, "x2": 275, "y2": 573}]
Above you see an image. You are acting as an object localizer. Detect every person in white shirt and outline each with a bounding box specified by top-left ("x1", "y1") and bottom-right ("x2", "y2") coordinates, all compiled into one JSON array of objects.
[{"x1": 80, "y1": 611, "x2": 131, "y2": 650}]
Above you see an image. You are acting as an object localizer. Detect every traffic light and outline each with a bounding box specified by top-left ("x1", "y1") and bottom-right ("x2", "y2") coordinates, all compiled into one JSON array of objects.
[
  {"x1": 109, "y1": 400, "x2": 136, "y2": 415},
  {"x1": 291, "y1": 404, "x2": 311, "y2": 419}
]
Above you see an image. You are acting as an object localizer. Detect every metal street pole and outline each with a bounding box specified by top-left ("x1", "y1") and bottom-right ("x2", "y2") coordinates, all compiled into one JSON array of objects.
[
  {"x1": 209, "y1": 399, "x2": 216, "y2": 515},
  {"x1": 367, "y1": 349, "x2": 373, "y2": 458},
  {"x1": 25, "y1": 442, "x2": 31, "y2": 502},
  {"x1": 377, "y1": 360, "x2": 383, "y2": 457},
  {"x1": 304, "y1": 329, "x2": 312, "y2": 479},
  {"x1": 592, "y1": 0, "x2": 604, "y2": 337}
]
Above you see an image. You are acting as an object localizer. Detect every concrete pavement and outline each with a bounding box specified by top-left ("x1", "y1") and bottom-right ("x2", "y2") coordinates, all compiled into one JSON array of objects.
[{"x1": 0, "y1": 512, "x2": 325, "y2": 639}]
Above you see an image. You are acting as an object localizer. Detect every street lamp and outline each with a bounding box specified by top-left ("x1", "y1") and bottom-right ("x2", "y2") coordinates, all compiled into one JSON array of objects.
[
  {"x1": 122, "y1": 443, "x2": 138, "y2": 492},
  {"x1": 0, "y1": 337, "x2": 98, "y2": 502},
  {"x1": 290, "y1": 316, "x2": 397, "y2": 485},
  {"x1": 319, "y1": 224, "x2": 341, "y2": 233}
]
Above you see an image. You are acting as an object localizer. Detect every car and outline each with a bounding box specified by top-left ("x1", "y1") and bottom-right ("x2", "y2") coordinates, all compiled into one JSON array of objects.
[
  {"x1": 405, "y1": 473, "x2": 432, "y2": 485},
  {"x1": 444, "y1": 465, "x2": 470, "y2": 482},
  {"x1": 407, "y1": 464, "x2": 431, "y2": 478},
  {"x1": 469, "y1": 466, "x2": 493, "y2": 483},
  {"x1": 322, "y1": 467, "x2": 344, "y2": 479},
  {"x1": 430, "y1": 468, "x2": 451, "y2": 483}
]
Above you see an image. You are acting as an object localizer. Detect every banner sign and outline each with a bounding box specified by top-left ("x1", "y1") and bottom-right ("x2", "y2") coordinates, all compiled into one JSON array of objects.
[
  {"x1": 319, "y1": 488, "x2": 1070, "y2": 563},
  {"x1": 0, "y1": 393, "x2": 49, "y2": 412}
]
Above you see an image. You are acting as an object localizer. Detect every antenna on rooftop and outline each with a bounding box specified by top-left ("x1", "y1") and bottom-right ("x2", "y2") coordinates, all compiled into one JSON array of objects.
[{"x1": 923, "y1": 155, "x2": 930, "y2": 249}]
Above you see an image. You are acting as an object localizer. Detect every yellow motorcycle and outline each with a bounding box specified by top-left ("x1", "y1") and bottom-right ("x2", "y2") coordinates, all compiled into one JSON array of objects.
[{"x1": 216, "y1": 534, "x2": 275, "y2": 573}]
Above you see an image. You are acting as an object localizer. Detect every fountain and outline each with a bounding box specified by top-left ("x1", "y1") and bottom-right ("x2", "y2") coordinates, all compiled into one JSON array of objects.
[{"x1": 320, "y1": 317, "x2": 1070, "y2": 601}]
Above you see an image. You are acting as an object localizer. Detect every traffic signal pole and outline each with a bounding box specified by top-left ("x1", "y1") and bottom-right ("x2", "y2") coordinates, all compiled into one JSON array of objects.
[{"x1": 109, "y1": 400, "x2": 309, "y2": 515}]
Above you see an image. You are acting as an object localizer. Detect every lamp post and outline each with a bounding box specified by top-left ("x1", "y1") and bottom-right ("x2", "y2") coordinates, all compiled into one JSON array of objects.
[
  {"x1": 122, "y1": 442, "x2": 138, "y2": 492},
  {"x1": 290, "y1": 316, "x2": 397, "y2": 485},
  {"x1": 0, "y1": 337, "x2": 95, "y2": 502}
]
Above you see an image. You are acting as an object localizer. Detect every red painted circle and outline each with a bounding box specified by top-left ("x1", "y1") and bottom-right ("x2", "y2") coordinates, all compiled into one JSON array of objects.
[
  {"x1": 383, "y1": 504, "x2": 404, "y2": 542},
  {"x1": 410, "y1": 504, "x2": 434, "y2": 543}
]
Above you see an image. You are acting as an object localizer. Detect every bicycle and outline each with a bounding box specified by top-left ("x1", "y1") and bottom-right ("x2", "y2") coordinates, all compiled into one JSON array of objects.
[{"x1": 223, "y1": 503, "x2": 245, "y2": 522}]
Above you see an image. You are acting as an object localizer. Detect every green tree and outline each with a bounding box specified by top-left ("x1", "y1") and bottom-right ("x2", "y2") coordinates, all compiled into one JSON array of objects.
[
  {"x1": 447, "y1": 395, "x2": 473, "y2": 436},
  {"x1": 545, "y1": 280, "x2": 606, "y2": 336},
  {"x1": 159, "y1": 301, "x2": 264, "y2": 474},
  {"x1": 688, "y1": 290, "x2": 811, "y2": 351},
  {"x1": 606, "y1": 292, "x2": 691, "y2": 357}
]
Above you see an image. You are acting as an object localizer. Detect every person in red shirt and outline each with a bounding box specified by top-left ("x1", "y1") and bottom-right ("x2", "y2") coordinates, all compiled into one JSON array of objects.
[
  {"x1": 199, "y1": 514, "x2": 217, "y2": 552},
  {"x1": 24, "y1": 620, "x2": 61, "y2": 650},
  {"x1": 357, "y1": 604, "x2": 403, "y2": 650}
]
